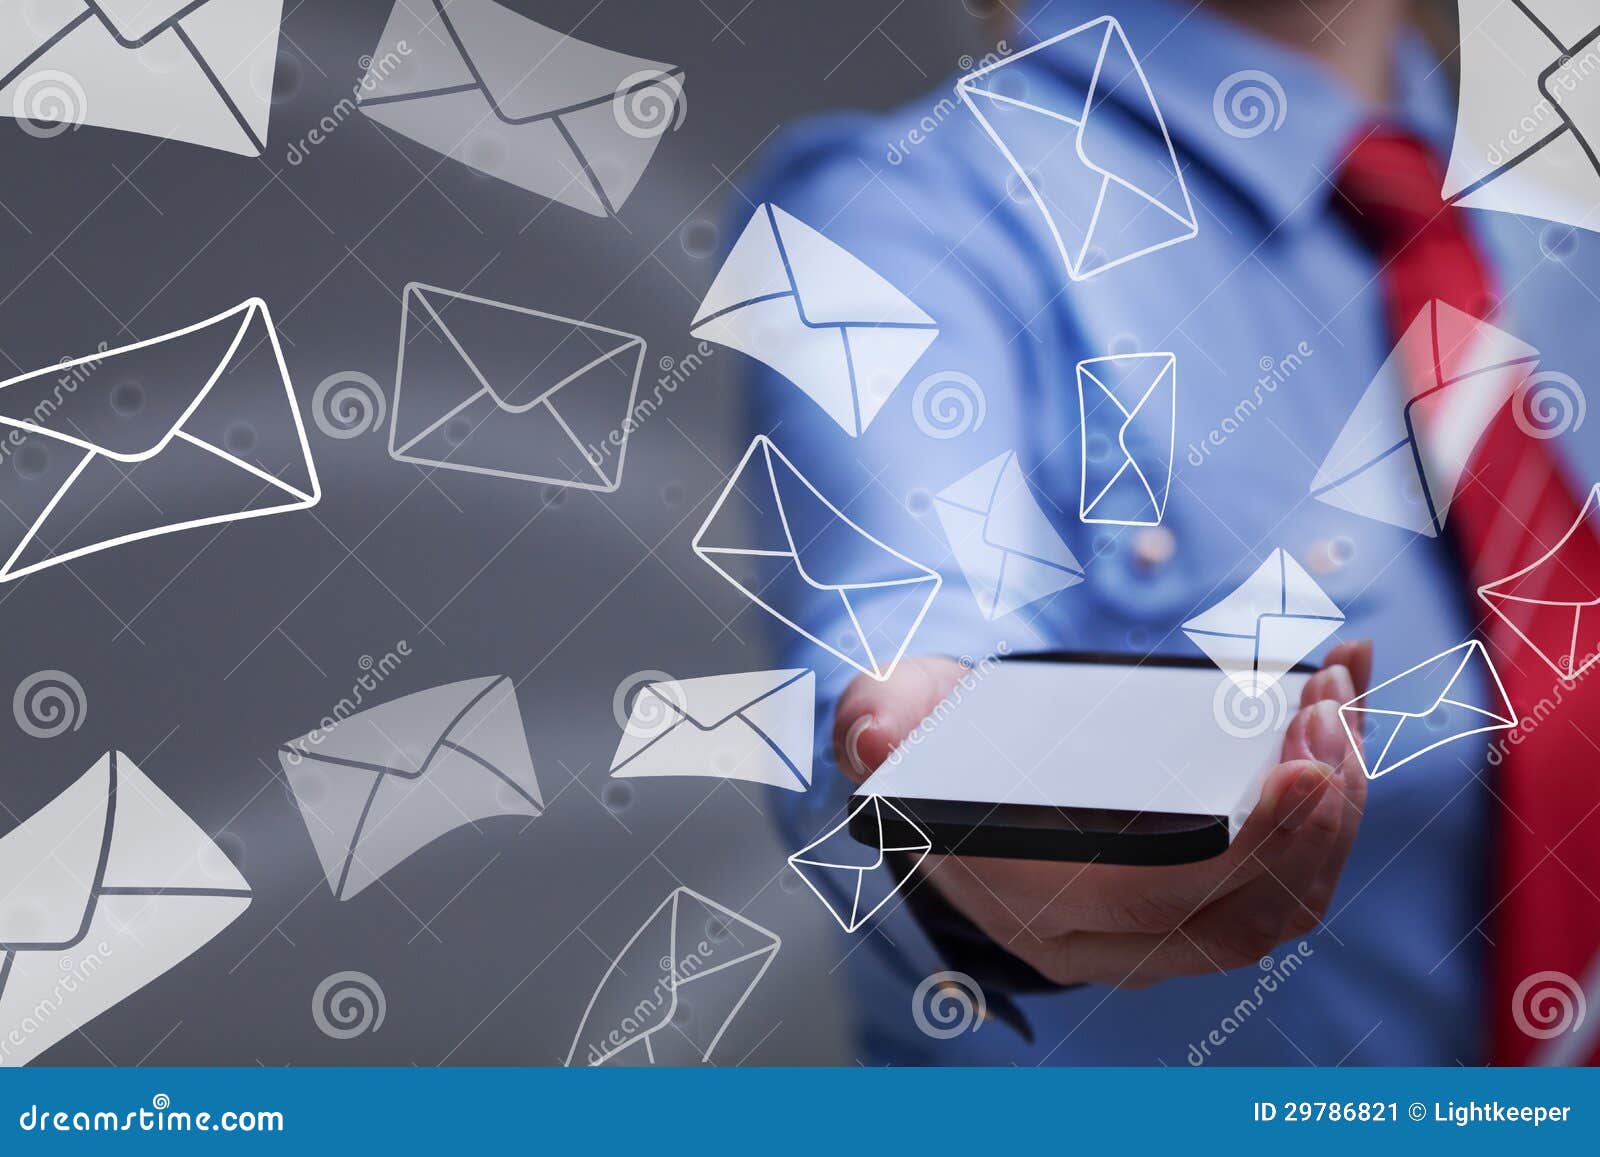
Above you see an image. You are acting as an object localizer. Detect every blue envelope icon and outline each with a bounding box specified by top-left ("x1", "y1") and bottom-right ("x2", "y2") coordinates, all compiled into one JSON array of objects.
[
  {"x1": 1077, "y1": 353, "x2": 1176, "y2": 526},
  {"x1": 957, "y1": 17, "x2": 1198, "y2": 280},
  {"x1": 1338, "y1": 641, "x2": 1517, "y2": 781}
]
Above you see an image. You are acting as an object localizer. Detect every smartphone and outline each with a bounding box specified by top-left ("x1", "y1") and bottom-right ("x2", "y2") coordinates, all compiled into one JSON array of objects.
[{"x1": 849, "y1": 652, "x2": 1315, "y2": 865}]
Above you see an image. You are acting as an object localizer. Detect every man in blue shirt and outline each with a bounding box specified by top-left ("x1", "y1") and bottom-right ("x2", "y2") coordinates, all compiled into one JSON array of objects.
[{"x1": 727, "y1": 0, "x2": 1600, "y2": 1064}]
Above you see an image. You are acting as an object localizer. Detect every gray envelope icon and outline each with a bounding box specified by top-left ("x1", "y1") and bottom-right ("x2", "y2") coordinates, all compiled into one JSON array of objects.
[
  {"x1": 355, "y1": 0, "x2": 685, "y2": 216},
  {"x1": 279, "y1": 676, "x2": 543, "y2": 901}
]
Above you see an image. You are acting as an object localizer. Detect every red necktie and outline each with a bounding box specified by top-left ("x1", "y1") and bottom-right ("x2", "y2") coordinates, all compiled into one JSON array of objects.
[{"x1": 1337, "y1": 128, "x2": 1600, "y2": 1066}]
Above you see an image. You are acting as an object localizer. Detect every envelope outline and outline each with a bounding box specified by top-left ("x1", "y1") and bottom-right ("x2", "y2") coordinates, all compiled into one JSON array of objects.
[
  {"x1": 1478, "y1": 481, "x2": 1600, "y2": 683},
  {"x1": 1309, "y1": 301, "x2": 1540, "y2": 536},
  {"x1": 956, "y1": 16, "x2": 1198, "y2": 281},
  {"x1": 689, "y1": 203, "x2": 939, "y2": 437},
  {"x1": 1442, "y1": 4, "x2": 1600, "y2": 230},
  {"x1": 1338, "y1": 640, "x2": 1517, "y2": 780},
  {"x1": 609, "y1": 669, "x2": 815, "y2": 790},
  {"x1": 565, "y1": 887, "x2": 780, "y2": 1066},
  {"x1": 0, "y1": 752, "x2": 252, "y2": 1066},
  {"x1": 693, "y1": 435, "x2": 942, "y2": 681},
  {"x1": 279, "y1": 675, "x2": 543, "y2": 901},
  {"x1": 388, "y1": 283, "x2": 645, "y2": 492},
  {"x1": 1183, "y1": 549, "x2": 1345, "y2": 696},
  {"x1": 355, "y1": 0, "x2": 683, "y2": 216},
  {"x1": 787, "y1": 796, "x2": 930, "y2": 933},
  {"x1": 1077, "y1": 352, "x2": 1176, "y2": 525},
  {"x1": 1, "y1": 0, "x2": 280, "y2": 155},
  {"x1": 933, "y1": 449, "x2": 1084, "y2": 619},
  {"x1": 0, "y1": 299, "x2": 320, "y2": 583}
]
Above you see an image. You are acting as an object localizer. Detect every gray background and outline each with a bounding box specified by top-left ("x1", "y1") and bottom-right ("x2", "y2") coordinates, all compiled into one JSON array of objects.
[{"x1": 0, "y1": 0, "x2": 996, "y2": 1066}]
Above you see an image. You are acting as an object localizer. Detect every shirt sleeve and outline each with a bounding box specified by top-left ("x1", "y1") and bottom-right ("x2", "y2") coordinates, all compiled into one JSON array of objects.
[{"x1": 722, "y1": 110, "x2": 1099, "y2": 1032}]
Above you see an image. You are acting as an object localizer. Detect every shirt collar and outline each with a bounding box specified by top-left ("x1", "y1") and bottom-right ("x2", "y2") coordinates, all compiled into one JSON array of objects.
[{"x1": 1011, "y1": 0, "x2": 1456, "y2": 230}]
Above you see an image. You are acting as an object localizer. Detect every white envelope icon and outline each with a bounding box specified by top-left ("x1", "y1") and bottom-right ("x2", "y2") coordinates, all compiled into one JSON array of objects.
[
  {"x1": 1479, "y1": 482, "x2": 1600, "y2": 683},
  {"x1": 0, "y1": 0, "x2": 282, "y2": 155},
  {"x1": 0, "y1": 299, "x2": 320, "y2": 583},
  {"x1": 933, "y1": 449, "x2": 1084, "y2": 620},
  {"x1": 356, "y1": 0, "x2": 684, "y2": 216},
  {"x1": 694, "y1": 436, "x2": 942, "y2": 682},
  {"x1": 788, "y1": 796, "x2": 931, "y2": 934},
  {"x1": 1310, "y1": 301, "x2": 1540, "y2": 537},
  {"x1": 1183, "y1": 548, "x2": 1345, "y2": 697},
  {"x1": 279, "y1": 676, "x2": 543, "y2": 902},
  {"x1": 957, "y1": 16, "x2": 1198, "y2": 281},
  {"x1": 690, "y1": 203, "x2": 940, "y2": 437},
  {"x1": 566, "y1": 887, "x2": 780, "y2": 1066},
  {"x1": 1339, "y1": 641, "x2": 1517, "y2": 781},
  {"x1": 610, "y1": 670, "x2": 816, "y2": 791},
  {"x1": 388, "y1": 283, "x2": 646, "y2": 492},
  {"x1": 0, "y1": 752, "x2": 252, "y2": 1067},
  {"x1": 1078, "y1": 352, "x2": 1176, "y2": 526},
  {"x1": 1442, "y1": 2, "x2": 1600, "y2": 234}
]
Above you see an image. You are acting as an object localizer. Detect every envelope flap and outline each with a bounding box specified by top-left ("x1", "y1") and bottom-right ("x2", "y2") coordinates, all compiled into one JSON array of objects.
[
  {"x1": 440, "y1": 675, "x2": 542, "y2": 807},
  {"x1": 1430, "y1": 301, "x2": 1541, "y2": 388},
  {"x1": 981, "y1": 453, "x2": 1081, "y2": 569},
  {"x1": 765, "y1": 442, "x2": 937, "y2": 589},
  {"x1": 793, "y1": 798, "x2": 888, "y2": 871},
  {"x1": 1481, "y1": 484, "x2": 1600, "y2": 605},
  {"x1": 0, "y1": 302, "x2": 257, "y2": 462},
  {"x1": 100, "y1": 752, "x2": 247, "y2": 892},
  {"x1": 936, "y1": 451, "x2": 1010, "y2": 513},
  {"x1": 409, "y1": 285, "x2": 643, "y2": 413},
  {"x1": 769, "y1": 205, "x2": 936, "y2": 329},
  {"x1": 440, "y1": 0, "x2": 676, "y2": 124},
  {"x1": 1079, "y1": 353, "x2": 1172, "y2": 422},
  {"x1": 656, "y1": 669, "x2": 811, "y2": 731},
  {"x1": 0, "y1": 755, "x2": 111, "y2": 947},
  {"x1": 671, "y1": 889, "x2": 780, "y2": 976},
  {"x1": 1184, "y1": 549, "x2": 1340, "y2": 637},
  {"x1": 1075, "y1": 19, "x2": 1195, "y2": 225},
  {"x1": 282, "y1": 676, "x2": 504, "y2": 777},
  {"x1": 87, "y1": 0, "x2": 212, "y2": 46},
  {"x1": 1346, "y1": 643, "x2": 1476, "y2": 717}
]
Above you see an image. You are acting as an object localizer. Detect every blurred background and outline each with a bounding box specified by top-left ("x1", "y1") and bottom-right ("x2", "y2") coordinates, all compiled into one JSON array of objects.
[{"x1": 0, "y1": 0, "x2": 1019, "y2": 1067}]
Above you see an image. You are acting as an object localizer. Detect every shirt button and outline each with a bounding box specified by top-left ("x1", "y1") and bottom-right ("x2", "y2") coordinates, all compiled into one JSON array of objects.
[{"x1": 1131, "y1": 526, "x2": 1176, "y2": 570}]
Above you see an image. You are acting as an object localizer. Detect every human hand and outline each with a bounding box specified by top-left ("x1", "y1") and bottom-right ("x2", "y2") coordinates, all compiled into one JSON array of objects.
[{"x1": 832, "y1": 644, "x2": 1372, "y2": 987}]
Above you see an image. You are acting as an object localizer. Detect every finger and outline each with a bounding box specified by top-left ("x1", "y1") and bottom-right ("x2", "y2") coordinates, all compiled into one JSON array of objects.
[
  {"x1": 1004, "y1": 752, "x2": 1337, "y2": 938},
  {"x1": 1036, "y1": 761, "x2": 1347, "y2": 986},
  {"x1": 1299, "y1": 662, "x2": 1356, "y2": 711},
  {"x1": 1325, "y1": 639, "x2": 1374, "y2": 699},
  {"x1": 832, "y1": 657, "x2": 963, "y2": 783}
]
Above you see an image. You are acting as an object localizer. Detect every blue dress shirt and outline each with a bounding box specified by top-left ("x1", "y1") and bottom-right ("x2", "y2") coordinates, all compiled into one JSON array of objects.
[{"x1": 736, "y1": 0, "x2": 1600, "y2": 1064}]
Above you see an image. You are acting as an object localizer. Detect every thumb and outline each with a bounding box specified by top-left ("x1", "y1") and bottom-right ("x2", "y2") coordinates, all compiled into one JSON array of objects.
[{"x1": 832, "y1": 657, "x2": 964, "y2": 785}]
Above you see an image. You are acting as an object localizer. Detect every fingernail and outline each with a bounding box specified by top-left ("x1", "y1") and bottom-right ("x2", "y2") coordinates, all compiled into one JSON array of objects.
[
  {"x1": 1327, "y1": 664, "x2": 1356, "y2": 704},
  {"x1": 1276, "y1": 766, "x2": 1332, "y2": 831},
  {"x1": 840, "y1": 714, "x2": 877, "y2": 782},
  {"x1": 1308, "y1": 701, "x2": 1346, "y2": 761}
]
